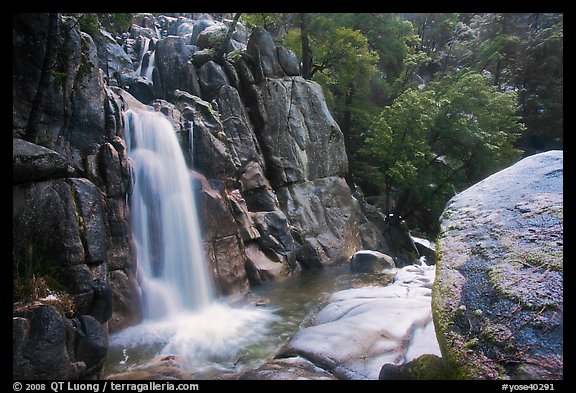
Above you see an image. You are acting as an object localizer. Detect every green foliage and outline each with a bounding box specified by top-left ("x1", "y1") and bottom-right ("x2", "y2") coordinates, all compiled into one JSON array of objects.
[
  {"x1": 243, "y1": 13, "x2": 285, "y2": 34},
  {"x1": 77, "y1": 13, "x2": 100, "y2": 36},
  {"x1": 71, "y1": 13, "x2": 135, "y2": 36},
  {"x1": 360, "y1": 69, "x2": 524, "y2": 233}
]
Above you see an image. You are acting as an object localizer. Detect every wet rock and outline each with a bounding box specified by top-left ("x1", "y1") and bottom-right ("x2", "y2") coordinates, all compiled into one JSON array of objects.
[
  {"x1": 238, "y1": 356, "x2": 336, "y2": 380},
  {"x1": 276, "y1": 262, "x2": 441, "y2": 379},
  {"x1": 106, "y1": 355, "x2": 193, "y2": 380},
  {"x1": 379, "y1": 354, "x2": 450, "y2": 380},
  {"x1": 433, "y1": 150, "x2": 563, "y2": 380},
  {"x1": 108, "y1": 269, "x2": 142, "y2": 333},
  {"x1": 350, "y1": 250, "x2": 395, "y2": 273},
  {"x1": 412, "y1": 236, "x2": 436, "y2": 264},
  {"x1": 73, "y1": 315, "x2": 108, "y2": 376},
  {"x1": 244, "y1": 242, "x2": 290, "y2": 285}
]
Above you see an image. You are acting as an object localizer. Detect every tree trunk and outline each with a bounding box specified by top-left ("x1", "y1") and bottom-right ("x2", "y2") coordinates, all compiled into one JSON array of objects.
[
  {"x1": 300, "y1": 13, "x2": 313, "y2": 80},
  {"x1": 341, "y1": 84, "x2": 356, "y2": 183},
  {"x1": 24, "y1": 13, "x2": 59, "y2": 143},
  {"x1": 217, "y1": 12, "x2": 241, "y2": 61}
]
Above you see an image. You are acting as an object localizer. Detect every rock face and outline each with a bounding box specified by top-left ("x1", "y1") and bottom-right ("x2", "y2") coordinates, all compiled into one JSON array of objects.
[
  {"x1": 260, "y1": 262, "x2": 440, "y2": 380},
  {"x1": 433, "y1": 151, "x2": 563, "y2": 379},
  {"x1": 13, "y1": 14, "x2": 140, "y2": 379}
]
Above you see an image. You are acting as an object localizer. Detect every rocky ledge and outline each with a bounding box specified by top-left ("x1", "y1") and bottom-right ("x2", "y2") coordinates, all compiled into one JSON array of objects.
[
  {"x1": 433, "y1": 150, "x2": 563, "y2": 379},
  {"x1": 240, "y1": 261, "x2": 441, "y2": 379}
]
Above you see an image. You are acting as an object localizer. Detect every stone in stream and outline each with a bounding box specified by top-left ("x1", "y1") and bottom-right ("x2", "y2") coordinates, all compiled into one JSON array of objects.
[{"x1": 350, "y1": 250, "x2": 395, "y2": 273}]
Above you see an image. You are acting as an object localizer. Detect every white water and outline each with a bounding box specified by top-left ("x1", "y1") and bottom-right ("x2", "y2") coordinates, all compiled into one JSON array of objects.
[
  {"x1": 144, "y1": 50, "x2": 155, "y2": 80},
  {"x1": 125, "y1": 109, "x2": 214, "y2": 315},
  {"x1": 135, "y1": 37, "x2": 156, "y2": 80},
  {"x1": 113, "y1": 109, "x2": 276, "y2": 374},
  {"x1": 134, "y1": 37, "x2": 150, "y2": 77}
]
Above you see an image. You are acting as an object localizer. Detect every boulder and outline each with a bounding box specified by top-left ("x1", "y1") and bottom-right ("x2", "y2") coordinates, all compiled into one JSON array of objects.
[
  {"x1": 379, "y1": 354, "x2": 451, "y2": 380},
  {"x1": 13, "y1": 180, "x2": 86, "y2": 267},
  {"x1": 68, "y1": 33, "x2": 108, "y2": 149},
  {"x1": 350, "y1": 250, "x2": 395, "y2": 273},
  {"x1": 13, "y1": 138, "x2": 75, "y2": 184},
  {"x1": 194, "y1": 173, "x2": 252, "y2": 296},
  {"x1": 93, "y1": 27, "x2": 135, "y2": 82},
  {"x1": 238, "y1": 356, "x2": 336, "y2": 380},
  {"x1": 73, "y1": 315, "x2": 108, "y2": 376},
  {"x1": 216, "y1": 85, "x2": 265, "y2": 169},
  {"x1": 198, "y1": 60, "x2": 230, "y2": 101},
  {"x1": 412, "y1": 236, "x2": 436, "y2": 264},
  {"x1": 244, "y1": 242, "x2": 290, "y2": 285},
  {"x1": 13, "y1": 14, "x2": 116, "y2": 169},
  {"x1": 65, "y1": 178, "x2": 108, "y2": 264},
  {"x1": 196, "y1": 23, "x2": 228, "y2": 50},
  {"x1": 277, "y1": 46, "x2": 300, "y2": 76},
  {"x1": 108, "y1": 269, "x2": 142, "y2": 333},
  {"x1": 154, "y1": 36, "x2": 195, "y2": 99},
  {"x1": 247, "y1": 27, "x2": 285, "y2": 78},
  {"x1": 13, "y1": 305, "x2": 83, "y2": 380},
  {"x1": 125, "y1": 77, "x2": 155, "y2": 104},
  {"x1": 105, "y1": 355, "x2": 193, "y2": 380},
  {"x1": 433, "y1": 150, "x2": 563, "y2": 379}
]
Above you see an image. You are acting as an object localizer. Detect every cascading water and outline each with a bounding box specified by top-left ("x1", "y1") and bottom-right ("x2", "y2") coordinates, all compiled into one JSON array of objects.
[
  {"x1": 134, "y1": 37, "x2": 150, "y2": 77},
  {"x1": 106, "y1": 108, "x2": 277, "y2": 376},
  {"x1": 124, "y1": 109, "x2": 213, "y2": 317},
  {"x1": 135, "y1": 37, "x2": 156, "y2": 80}
]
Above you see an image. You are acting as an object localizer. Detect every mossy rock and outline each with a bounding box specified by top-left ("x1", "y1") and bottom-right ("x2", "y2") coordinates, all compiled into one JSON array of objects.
[
  {"x1": 432, "y1": 151, "x2": 563, "y2": 380},
  {"x1": 379, "y1": 355, "x2": 455, "y2": 380}
]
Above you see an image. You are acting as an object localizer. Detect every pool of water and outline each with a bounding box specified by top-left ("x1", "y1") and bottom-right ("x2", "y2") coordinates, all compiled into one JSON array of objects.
[{"x1": 102, "y1": 264, "x2": 395, "y2": 379}]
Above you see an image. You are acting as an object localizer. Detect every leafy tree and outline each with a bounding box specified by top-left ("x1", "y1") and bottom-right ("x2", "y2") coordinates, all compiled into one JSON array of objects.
[
  {"x1": 360, "y1": 69, "x2": 524, "y2": 234},
  {"x1": 283, "y1": 15, "x2": 379, "y2": 178}
]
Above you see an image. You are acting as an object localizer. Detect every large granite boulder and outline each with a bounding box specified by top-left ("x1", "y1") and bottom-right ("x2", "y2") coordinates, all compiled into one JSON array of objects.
[
  {"x1": 433, "y1": 150, "x2": 563, "y2": 379},
  {"x1": 153, "y1": 36, "x2": 195, "y2": 100}
]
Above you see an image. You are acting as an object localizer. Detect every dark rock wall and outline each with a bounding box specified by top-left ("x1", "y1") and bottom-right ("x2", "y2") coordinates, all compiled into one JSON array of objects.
[{"x1": 13, "y1": 14, "x2": 140, "y2": 379}]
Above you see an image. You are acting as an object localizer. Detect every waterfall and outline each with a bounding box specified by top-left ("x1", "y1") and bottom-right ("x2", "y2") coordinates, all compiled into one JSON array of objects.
[
  {"x1": 135, "y1": 37, "x2": 156, "y2": 80},
  {"x1": 108, "y1": 108, "x2": 276, "y2": 375},
  {"x1": 143, "y1": 49, "x2": 155, "y2": 80},
  {"x1": 134, "y1": 37, "x2": 150, "y2": 77},
  {"x1": 124, "y1": 109, "x2": 214, "y2": 318}
]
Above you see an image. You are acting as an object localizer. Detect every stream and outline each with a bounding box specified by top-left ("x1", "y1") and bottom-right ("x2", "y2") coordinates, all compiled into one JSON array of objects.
[{"x1": 103, "y1": 264, "x2": 395, "y2": 379}]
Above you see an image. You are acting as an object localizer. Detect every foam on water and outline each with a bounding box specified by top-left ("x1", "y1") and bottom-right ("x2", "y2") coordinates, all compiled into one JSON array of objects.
[{"x1": 109, "y1": 303, "x2": 278, "y2": 372}]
